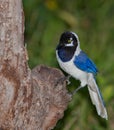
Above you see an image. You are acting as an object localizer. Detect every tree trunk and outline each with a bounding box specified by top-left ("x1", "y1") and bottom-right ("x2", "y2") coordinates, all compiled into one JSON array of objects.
[{"x1": 0, "y1": 0, "x2": 71, "y2": 130}]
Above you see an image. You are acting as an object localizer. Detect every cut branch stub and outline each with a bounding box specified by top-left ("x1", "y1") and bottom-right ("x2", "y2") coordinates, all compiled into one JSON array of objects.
[{"x1": 31, "y1": 65, "x2": 71, "y2": 130}]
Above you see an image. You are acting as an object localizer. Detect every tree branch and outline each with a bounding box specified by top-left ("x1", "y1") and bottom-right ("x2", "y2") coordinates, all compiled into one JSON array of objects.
[{"x1": 0, "y1": 0, "x2": 71, "y2": 129}]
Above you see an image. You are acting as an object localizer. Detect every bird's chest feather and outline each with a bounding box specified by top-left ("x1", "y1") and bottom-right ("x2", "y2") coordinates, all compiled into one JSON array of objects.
[{"x1": 57, "y1": 53, "x2": 87, "y2": 81}]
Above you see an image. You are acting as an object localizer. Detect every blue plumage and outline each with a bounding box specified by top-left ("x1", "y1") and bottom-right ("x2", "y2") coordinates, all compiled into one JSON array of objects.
[
  {"x1": 57, "y1": 47, "x2": 75, "y2": 62},
  {"x1": 74, "y1": 51, "x2": 98, "y2": 75}
]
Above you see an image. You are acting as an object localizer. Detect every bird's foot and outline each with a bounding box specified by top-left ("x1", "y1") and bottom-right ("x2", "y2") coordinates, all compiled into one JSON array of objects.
[
  {"x1": 66, "y1": 75, "x2": 71, "y2": 85},
  {"x1": 55, "y1": 75, "x2": 71, "y2": 86}
]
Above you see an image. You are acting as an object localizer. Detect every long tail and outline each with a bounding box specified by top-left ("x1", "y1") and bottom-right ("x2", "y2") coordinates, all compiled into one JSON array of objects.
[{"x1": 87, "y1": 74, "x2": 108, "y2": 120}]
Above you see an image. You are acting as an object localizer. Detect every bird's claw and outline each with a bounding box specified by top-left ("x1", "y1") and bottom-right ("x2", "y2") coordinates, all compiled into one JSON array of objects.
[
  {"x1": 55, "y1": 75, "x2": 71, "y2": 86},
  {"x1": 66, "y1": 75, "x2": 71, "y2": 85}
]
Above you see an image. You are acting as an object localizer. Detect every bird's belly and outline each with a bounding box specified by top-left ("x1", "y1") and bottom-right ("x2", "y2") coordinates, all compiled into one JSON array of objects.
[{"x1": 58, "y1": 59, "x2": 88, "y2": 86}]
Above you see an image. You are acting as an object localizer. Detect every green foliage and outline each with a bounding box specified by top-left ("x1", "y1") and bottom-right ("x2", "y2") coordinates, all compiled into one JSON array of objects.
[{"x1": 23, "y1": 0, "x2": 114, "y2": 129}]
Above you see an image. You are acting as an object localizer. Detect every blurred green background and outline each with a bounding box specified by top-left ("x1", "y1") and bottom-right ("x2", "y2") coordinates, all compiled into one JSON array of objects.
[{"x1": 23, "y1": 0, "x2": 114, "y2": 130}]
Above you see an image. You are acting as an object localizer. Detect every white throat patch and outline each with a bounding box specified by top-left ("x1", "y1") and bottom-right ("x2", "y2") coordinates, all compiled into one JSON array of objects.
[{"x1": 65, "y1": 41, "x2": 74, "y2": 47}]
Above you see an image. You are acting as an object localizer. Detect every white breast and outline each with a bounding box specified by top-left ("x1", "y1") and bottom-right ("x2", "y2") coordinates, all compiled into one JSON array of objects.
[{"x1": 56, "y1": 50, "x2": 88, "y2": 87}]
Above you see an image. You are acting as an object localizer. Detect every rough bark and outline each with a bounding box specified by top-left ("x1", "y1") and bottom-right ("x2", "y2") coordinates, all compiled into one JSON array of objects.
[{"x1": 0, "y1": 0, "x2": 71, "y2": 130}]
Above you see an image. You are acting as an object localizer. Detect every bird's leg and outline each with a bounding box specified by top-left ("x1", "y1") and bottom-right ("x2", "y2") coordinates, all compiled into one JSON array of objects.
[{"x1": 72, "y1": 86, "x2": 83, "y2": 95}]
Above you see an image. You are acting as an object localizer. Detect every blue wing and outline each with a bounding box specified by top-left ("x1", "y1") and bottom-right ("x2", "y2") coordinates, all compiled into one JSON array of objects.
[{"x1": 74, "y1": 51, "x2": 98, "y2": 74}]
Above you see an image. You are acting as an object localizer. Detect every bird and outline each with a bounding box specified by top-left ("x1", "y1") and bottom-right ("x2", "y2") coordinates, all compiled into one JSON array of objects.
[{"x1": 56, "y1": 31, "x2": 108, "y2": 120}]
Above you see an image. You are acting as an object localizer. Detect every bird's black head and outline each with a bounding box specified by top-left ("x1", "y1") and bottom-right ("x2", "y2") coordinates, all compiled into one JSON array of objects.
[
  {"x1": 56, "y1": 31, "x2": 79, "y2": 62},
  {"x1": 57, "y1": 31, "x2": 78, "y2": 50}
]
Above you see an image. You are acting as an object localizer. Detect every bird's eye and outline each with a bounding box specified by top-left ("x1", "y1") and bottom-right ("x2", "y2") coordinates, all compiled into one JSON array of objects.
[
  {"x1": 68, "y1": 40, "x2": 71, "y2": 43},
  {"x1": 67, "y1": 38, "x2": 72, "y2": 44}
]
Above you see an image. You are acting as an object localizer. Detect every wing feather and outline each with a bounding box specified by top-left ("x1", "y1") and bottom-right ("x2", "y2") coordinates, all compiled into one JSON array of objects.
[{"x1": 73, "y1": 51, "x2": 98, "y2": 74}]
